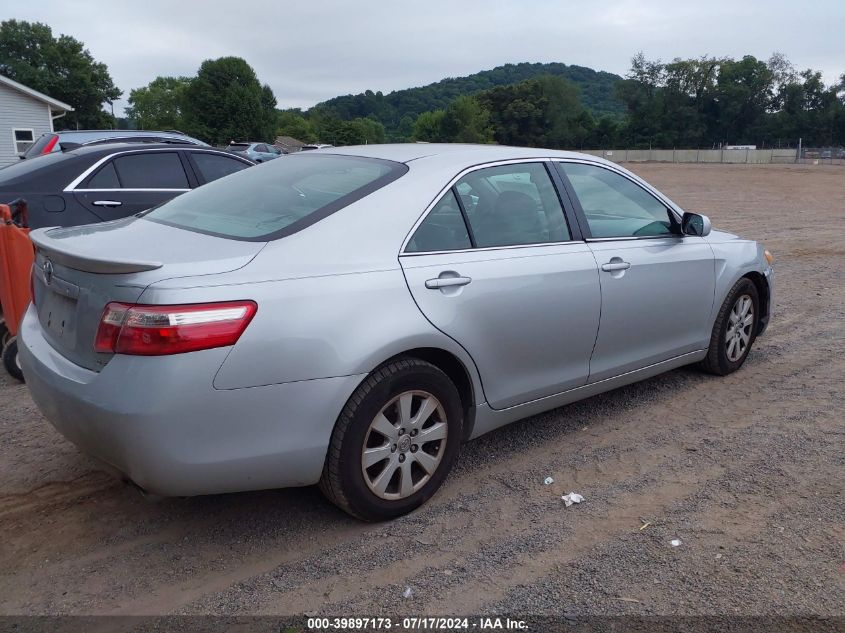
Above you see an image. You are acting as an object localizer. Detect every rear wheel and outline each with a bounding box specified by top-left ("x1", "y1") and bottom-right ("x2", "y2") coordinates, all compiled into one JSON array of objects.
[
  {"x1": 320, "y1": 358, "x2": 463, "y2": 521},
  {"x1": 2, "y1": 336, "x2": 23, "y2": 383},
  {"x1": 700, "y1": 278, "x2": 759, "y2": 375},
  {"x1": 0, "y1": 317, "x2": 9, "y2": 348}
]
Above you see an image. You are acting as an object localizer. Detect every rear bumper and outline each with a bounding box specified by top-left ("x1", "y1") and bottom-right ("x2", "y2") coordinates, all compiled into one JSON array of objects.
[{"x1": 18, "y1": 304, "x2": 364, "y2": 496}]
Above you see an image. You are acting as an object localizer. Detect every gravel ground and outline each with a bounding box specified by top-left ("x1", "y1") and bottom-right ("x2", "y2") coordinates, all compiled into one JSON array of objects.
[{"x1": 0, "y1": 163, "x2": 843, "y2": 620}]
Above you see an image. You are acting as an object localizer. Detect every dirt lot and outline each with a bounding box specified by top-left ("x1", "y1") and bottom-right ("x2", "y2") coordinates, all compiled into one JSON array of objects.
[{"x1": 0, "y1": 163, "x2": 843, "y2": 619}]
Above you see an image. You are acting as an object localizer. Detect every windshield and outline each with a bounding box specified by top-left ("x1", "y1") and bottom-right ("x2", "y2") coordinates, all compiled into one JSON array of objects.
[{"x1": 143, "y1": 154, "x2": 407, "y2": 241}]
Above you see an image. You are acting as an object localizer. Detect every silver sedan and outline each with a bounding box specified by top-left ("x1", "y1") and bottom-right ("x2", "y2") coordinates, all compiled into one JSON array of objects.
[{"x1": 20, "y1": 144, "x2": 774, "y2": 520}]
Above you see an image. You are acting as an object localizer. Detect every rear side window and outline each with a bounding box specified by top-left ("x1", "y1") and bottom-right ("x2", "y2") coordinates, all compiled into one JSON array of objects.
[
  {"x1": 254, "y1": 144, "x2": 269, "y2": 153},
  {"x1": 458, "y1": 163, "x2": 570, "y2": 248},
  {"x1": 86, "y1": 161, "x2": 120, "y2": 188},
  {"x1": 113, "y1": 152, "x2": 189, "y2": 189},
  {"x1": 144, "y1": 154, "x2": 407, "y2": 240},
  {"x1": 191, "y1": 152, "x2": 251, "y2": 183},
  {"x1": 406, "y1": 190, "x2": 471, "y2": 252}
]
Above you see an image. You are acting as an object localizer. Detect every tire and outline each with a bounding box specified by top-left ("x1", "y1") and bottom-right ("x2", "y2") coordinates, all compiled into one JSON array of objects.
[
  {"x1": 2, "y1": 336, "x2": 24, "y2": 383},
  {"x1": 0, "y1": 317, "x2": 9, "y2": 349},
  {"x1": 700, "y1": 278, "x2": 759, "y2": 376},
  {"x1": 320, "y1": 358, "x2": 463, "y2": 521}
]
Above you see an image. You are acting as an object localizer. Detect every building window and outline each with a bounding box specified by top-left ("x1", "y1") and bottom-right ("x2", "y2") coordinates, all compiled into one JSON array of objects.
[{"x1": 13, "y1": 129, "x2": 35, "y2": 155}]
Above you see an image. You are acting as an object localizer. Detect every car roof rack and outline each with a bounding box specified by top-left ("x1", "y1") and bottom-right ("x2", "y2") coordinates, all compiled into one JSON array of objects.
[{"x1": 80, "y1": 137, "x2": 196, "y2": 147}]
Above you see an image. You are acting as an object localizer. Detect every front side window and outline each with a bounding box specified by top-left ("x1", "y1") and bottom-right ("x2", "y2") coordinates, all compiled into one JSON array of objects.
[
  {"x1": 406, "y1": 190, "x2": 471, "y2": 252},
  {"x1": 13, "y1": 129, "x2": 35, "y2": 155},
  {"x1": 254, "y1": 144, "x2": 269, "y2": 153},
  {"x1": 113, "y1": 152, "x2": 189, "y2": 189},
  {"x1": 458, "y1": 163, "x2": 570, "y2": 248},
  {"x1": 559, "y1": 163, "x2": 675, "y2": 238},
  {"x1": 144, "y1": 154, "x2": 406, "y2": 240}
]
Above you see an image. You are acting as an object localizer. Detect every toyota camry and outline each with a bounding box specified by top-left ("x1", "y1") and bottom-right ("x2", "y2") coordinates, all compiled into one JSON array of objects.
[{"x1": 19, "y1": 144, "x2": 774, "y2": 520}]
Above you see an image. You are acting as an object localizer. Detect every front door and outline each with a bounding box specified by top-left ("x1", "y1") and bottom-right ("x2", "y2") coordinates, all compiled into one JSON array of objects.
[
  {"x1": 556, "y1": 161, "x2": 716, "y2": 382},
  {"x1": 401, "y1": 161, "x2": 601, "y2": 410}
]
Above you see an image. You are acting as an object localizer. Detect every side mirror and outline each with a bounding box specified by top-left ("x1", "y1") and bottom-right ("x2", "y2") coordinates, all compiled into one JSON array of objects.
[{"x1": 681, "y1": 212, "x2": 711, "y2": 237}]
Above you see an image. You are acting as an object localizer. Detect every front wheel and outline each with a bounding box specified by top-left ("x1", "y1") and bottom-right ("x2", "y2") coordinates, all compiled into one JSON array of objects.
[
  {"x1": 320, "y1": 359, "x2": 463, "y2": 521},
  {"x1": 700, "y1": 278, "x2": 759, "y2": 375},
  {"x1": 2, "y1": 336, "x2": 24, "y2": 383}
]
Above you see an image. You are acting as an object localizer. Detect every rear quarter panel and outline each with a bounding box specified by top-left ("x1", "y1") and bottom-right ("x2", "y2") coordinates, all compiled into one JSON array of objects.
[{"x1": 139, "y1": 268, "x2": 484, "y2": 400}]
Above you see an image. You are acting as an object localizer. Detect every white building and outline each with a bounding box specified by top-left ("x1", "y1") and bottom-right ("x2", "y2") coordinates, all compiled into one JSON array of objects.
[{"x1": 0, "y1": 74, "x2": 74, "y2": 166}]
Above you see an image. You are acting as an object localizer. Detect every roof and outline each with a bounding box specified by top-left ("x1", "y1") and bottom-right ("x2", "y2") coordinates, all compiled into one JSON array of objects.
[
  {"x1": 63, "y1": 142, "x2": 238, "y2": 157},
  {"x1": 0, "y1": 74, "x2": 74, "y2": 112},
  {"x1": 322, "y1": 143, "x2": 603, "y2": 165}
]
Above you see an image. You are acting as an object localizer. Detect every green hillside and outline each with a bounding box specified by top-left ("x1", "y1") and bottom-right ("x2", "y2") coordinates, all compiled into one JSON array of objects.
[{"x1": 313, "y1": 62, "x2": 625, "y2": 132}]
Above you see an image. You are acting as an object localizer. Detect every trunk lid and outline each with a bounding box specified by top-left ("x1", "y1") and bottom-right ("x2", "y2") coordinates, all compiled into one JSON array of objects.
[{"x1": 30, "y1": 216, "x2": 265, "y2": 371}]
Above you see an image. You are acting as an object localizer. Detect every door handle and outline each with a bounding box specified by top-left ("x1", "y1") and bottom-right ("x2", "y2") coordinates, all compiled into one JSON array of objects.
[
  {"x1": 92, "y1": 200, "x2": 122, "y2": 207},
  {"x1": 601, "y1": 261, "x2": 631, "y2": 272},
  {"x1": 425, "y1": 276, "x2": 472, "y2": 289}
]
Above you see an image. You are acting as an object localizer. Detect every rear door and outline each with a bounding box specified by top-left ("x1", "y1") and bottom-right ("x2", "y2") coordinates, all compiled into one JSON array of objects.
[
  {"x1": 72, "y1": 150, "x2": 192, "y2": 220},
  {"x1": 400, "y1": 161, "x2": 601, "y2": 410},
  {"x1": 555, "y1": 161, "x2": 715, "y2": 382}
]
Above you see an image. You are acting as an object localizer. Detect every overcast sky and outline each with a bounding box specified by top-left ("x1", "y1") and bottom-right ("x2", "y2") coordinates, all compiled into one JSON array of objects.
[{"x1": 9, "y1": 0, "x2": 845, "y2": 115}]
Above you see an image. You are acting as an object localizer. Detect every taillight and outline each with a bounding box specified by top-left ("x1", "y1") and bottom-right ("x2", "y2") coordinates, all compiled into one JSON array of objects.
[
  {"x1": 42, "y1": 135, "x2": 59, "y2": 154},
  {"x1": 94, "y1": 301, "x2": 257, "y2": 356}
]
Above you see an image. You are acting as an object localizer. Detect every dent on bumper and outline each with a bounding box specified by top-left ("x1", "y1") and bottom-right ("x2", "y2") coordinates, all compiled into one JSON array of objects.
[{"x1": 18, "y1": 305, "x2": 365, "y2": 496}]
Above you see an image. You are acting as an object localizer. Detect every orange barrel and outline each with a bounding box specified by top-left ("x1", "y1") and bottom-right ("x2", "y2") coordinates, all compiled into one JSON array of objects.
[{"x1": 0, "y1": 204, "x2": 34, "y2": 337}]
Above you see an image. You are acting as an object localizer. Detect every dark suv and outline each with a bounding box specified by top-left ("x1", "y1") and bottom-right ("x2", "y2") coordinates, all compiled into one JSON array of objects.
[
  {"x1": 0, "y1": 143, "x2": 254, "y2": 229},
  {"x1": 23, "y1": 129, "x2": 207, "y2": 160}
]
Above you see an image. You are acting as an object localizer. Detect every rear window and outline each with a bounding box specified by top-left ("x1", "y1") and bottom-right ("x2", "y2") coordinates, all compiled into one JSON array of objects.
[
  {"x1": 24, "y1": 134, "x2": 58, "y2": 158},
  {"x1": 228, "y1": 143, "x2": 250, "y2": 151},
  {"x1": 143, "y1": 154, "x2": 407, "y2": 240}
]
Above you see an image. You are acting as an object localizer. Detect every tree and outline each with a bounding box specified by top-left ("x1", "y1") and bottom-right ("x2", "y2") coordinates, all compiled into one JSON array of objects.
[
  {"x1": 712, "y1": 56, "x2": 774, "y2": 144},
  {"x1": 125, "y1": 76, "x2": 191, "y2": 130},
  {"x1": 312, "y1": 115, "x2": 386, "y2": 145},
  {"x1": 477, "y1": 75, "x2": 587, "y2": 148},
  {"x1": 412, "y1": 110, "x2": 446, "y2": 142},
  {"x1": 181, "y1": 57, "x2": 277, "y2": 145},
  {"x1": 439, "y1": 96, "x2": 493, "y2": 143},
  {"x1": 277, "y1": 109, "x2": 316, "y2": 142},
  {"x1": 0, "y1": 19, "x2": 121, "y2": 129}
]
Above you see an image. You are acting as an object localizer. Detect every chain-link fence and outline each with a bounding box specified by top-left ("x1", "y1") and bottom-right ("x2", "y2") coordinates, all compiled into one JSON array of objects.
[
  {"x1": 798, "y1": 148, "x2": 845, "y2": 165},
  {"x1": 581, "y1": 147, "x2": 844, "y2": 165}
]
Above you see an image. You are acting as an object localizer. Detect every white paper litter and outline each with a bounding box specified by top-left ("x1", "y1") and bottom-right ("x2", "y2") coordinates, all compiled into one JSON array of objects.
[
  {"x1": 670, "y1": 538, "x2": 683, "y2": 547},
  {"x1": 544, "y1": 476, "x2": 554, "y2": 485},
  {"x1": 561, "y1": 492, "x2": 584, "y2": 507},
  {"x1": 402, "y1": 586, "x2": 413, "y2": 599}
]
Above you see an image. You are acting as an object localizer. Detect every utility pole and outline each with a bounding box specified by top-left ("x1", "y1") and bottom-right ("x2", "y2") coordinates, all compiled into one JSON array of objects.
[{"x1": 796, "y1": 137, "x2": 802, "y2": 164}]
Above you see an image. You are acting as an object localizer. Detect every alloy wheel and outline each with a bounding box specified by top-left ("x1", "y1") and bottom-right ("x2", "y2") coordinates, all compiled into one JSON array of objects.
[
  {"x1": 725, "y1": 294, "x2": 754, "y2": 362},
  {"x1": 361, "y1": 390, "x2": 448, "y2": 500}
]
